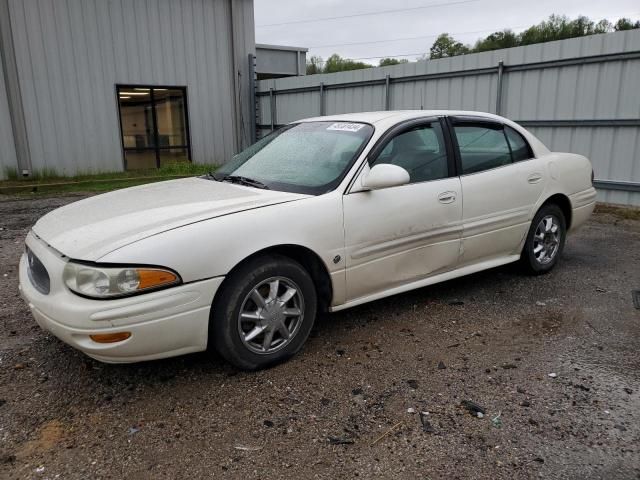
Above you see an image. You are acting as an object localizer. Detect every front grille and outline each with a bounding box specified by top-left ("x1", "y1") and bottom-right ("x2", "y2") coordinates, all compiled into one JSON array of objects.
[{"x1": 26, "y1": 247, "x2": 50, "y2": 295}]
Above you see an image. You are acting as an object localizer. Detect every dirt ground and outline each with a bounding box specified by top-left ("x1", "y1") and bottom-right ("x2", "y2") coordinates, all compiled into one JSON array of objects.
[{"x1": 1, "y1": 194, "x2": 639, "y2": 480}]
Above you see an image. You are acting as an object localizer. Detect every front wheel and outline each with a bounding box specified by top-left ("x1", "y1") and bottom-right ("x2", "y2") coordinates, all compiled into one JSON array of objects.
[
  {"x1": 520, "y1": 204, "x2": 566, "y2": 275},
  {"x1": 209, "y1": 255, "x2": 317, "y2": 370}
]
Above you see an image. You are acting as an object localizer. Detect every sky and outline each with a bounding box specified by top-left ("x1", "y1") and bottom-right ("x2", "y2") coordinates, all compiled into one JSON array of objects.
[{"x1": 254, "y1": 0, "x2": 640, "y2": 65}]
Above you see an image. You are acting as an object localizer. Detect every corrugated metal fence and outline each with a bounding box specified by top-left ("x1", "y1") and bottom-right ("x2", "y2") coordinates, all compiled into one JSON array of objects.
[{"x1": 254, "y1": 29, "x2": 640, "y2": 206}]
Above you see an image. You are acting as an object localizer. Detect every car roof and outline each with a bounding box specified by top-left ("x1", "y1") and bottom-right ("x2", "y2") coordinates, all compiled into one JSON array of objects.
[
  {"x1": 295, "y1": 110, "x2": 551, "y2": 156},
  {"x1": 296, "y1": 110, "x2": 507, "y2": 126}
]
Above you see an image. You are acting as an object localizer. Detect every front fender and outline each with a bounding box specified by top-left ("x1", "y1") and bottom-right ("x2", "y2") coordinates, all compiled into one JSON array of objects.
[{"x1": 97, "y1": 193, "x2": 346, "y2": 303}]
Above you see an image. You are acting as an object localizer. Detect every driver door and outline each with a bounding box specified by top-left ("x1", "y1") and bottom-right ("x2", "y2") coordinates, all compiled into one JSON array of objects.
[{"x1": 342, "y1": 118, "x2": 463, "y2": 302}]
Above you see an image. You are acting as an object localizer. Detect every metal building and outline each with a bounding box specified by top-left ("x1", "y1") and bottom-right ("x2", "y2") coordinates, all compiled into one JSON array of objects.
[
  {"x1": 255, "y1": 44, "x2": 307, "y2": 80},
  {"x1": 0, "y1": 0, "x2": 255, "y2": 179}
]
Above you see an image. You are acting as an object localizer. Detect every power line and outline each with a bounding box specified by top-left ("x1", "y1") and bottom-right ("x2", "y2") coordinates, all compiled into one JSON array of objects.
[
  {"x1": 307, "y1": 10, "x2": 640, "y2": 49},
  {"x1": 256, "y1": 0, "x2": 481, "y2": 28},
  {"x1": 307, "y1": 25, "x2": 530, "y2": 49},
  {"x1": 306, "y1": 11, "x2": 640, "y2": 63}
]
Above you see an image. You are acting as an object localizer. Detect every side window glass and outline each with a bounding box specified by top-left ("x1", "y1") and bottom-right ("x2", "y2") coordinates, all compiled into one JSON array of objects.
[
  {"x1": 454, "y1": 124, "x2": 511, "y2": 175},
  {"x1": 505, "y1": 126, "x2": 533, "y2": 162},
  {"x1": 372, "y1": 122, "x2": 449, "y2": 183}
]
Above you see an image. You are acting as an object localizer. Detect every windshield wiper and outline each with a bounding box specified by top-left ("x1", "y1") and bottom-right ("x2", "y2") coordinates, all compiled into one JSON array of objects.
[
  {"x1": 222, "y1": 175, "x2": 270, "y2": 190},
  {"x1": 202, "y1": 171, "x2": 220, "y2": 181}
]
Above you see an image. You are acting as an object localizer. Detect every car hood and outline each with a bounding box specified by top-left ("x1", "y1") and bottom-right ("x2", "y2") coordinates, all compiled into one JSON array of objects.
[{"x1": 32, "y1": 177, "x2": 309, "y2": 260}]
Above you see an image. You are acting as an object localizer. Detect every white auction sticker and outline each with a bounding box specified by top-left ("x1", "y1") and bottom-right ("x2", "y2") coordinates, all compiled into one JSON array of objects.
[{"x1": 327, "y1": 122, "x2": 364, "y2": 132}]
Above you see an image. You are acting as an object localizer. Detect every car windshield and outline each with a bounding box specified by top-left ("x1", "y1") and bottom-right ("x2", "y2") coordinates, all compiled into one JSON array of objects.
[{"x1": 212, "y1": 121, "x2": 374, "y2": 194}]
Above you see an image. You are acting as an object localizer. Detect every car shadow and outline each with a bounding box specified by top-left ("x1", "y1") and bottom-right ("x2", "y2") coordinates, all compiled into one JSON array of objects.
[{"x1": 36, "y1": 258, "x2": 567, "y2": 400}]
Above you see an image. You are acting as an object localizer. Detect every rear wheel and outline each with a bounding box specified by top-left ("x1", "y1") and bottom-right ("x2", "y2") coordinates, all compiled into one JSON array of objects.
[
  {"x1": 209, "y1": 255, "x2": 317, "y2": 370},
  {"x1": 520, "y1": 204, "x2": 566, "y2": 275}
]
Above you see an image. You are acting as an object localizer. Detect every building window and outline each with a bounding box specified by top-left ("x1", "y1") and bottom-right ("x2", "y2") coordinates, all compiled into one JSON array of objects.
[{"x1": 117, "y1": 86, "x2": 191, "y2": 170}]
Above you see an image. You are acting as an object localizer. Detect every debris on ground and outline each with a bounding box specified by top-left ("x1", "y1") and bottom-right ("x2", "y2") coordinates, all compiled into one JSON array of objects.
[
  {"x1": 419, "y1": 412, "x2": 434, "y2": 433},
  {"x1": 371, "y1": 422, "x2": 403, "y2": 446},
  {"x1": 234, "y1": 445, "x2": 263, "y2": 451},
  {"x1": 623, "y1": 387, "x2": 633, "y2": 394},
  {"x1": 460, "y1": 400, "x2": 486, "y2": 416},
  {"x1": 548, "y1": 373, "x2": 557, "y2": 378},
  {"x1": 491, "y1": 412, "x2": 503, "y2": 428},
  {"x1": 328, "y1": 436, "x2": 354, "y2": 445},
  {"x1": 406, "y1": 379, "x2": 418, "y2": 389},
  {"x1": 437, "y1": 361, "x2": 446, "y2": 370},
  {"x1": 502, "y1": 363, "x2": 518, "y2": 369},
  {"x1": 520, "y1": 400, "x2": 531, "y2": 407}
]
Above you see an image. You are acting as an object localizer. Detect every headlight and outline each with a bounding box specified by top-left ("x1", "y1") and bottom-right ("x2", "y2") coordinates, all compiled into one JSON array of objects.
[{"x1": 63, "y1": 262, "x2": 180, "y2": 298}]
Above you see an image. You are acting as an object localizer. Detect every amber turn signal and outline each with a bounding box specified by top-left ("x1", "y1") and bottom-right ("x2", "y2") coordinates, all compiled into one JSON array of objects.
[
  {"x1": 137, "y1": 269, "x2": 178, "y2": 290},
  {"x1": 90, "y1": 332, "x2": 132, "y2": 343}
]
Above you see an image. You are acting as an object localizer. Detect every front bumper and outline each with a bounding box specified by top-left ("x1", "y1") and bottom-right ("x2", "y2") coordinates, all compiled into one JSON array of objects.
[{"x1": 19, "y1": 232, "x2": 223, "y2": 363}]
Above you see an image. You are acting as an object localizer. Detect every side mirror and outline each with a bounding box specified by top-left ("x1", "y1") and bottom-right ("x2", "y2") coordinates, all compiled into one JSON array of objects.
[{"x1": 361, "y1": 163, "x2": 410, "y2": 190}]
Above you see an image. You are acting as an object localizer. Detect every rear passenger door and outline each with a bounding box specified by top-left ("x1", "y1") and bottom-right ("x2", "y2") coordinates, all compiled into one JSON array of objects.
[{"x1": 448, "y1": 117, "x2": 545, "y2": 266}]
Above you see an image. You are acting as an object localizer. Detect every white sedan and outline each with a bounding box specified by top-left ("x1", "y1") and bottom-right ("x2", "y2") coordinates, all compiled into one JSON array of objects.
[{"x1": 19, "y1": 111, "x2": 597, "y2": 369}]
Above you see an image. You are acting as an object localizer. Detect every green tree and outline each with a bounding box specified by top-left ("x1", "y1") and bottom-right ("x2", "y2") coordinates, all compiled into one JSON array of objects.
[
  {"x1": 594, "y1": 19, "x2": 613, "y2": 34},
  {"x1": 429, "y1": 33, "x2": 470, "y2": 59},
  {"x1": 306, "y1": 55, "x2": 323, "y2": 75},
  {"x1": 378, "y1": 57, "x2": 409, "y2": 67},
  {"x1": 473, "y1": 30, "x2": 519, "y2": 52},
  {"x1": 323, "y1": 54, "x2": 371, "y2": 73},
  {"x1": 615, "y1": 18, "x2": 640, "y2": 31}
]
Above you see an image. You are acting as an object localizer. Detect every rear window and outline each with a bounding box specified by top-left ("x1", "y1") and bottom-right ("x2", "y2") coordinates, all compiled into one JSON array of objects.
[
  {"x1": 454, "y1": 124, "x2": 511, "y2": 175},
  {"x1": 505, "y1": 126, "x2": 534, "y2": 161}
]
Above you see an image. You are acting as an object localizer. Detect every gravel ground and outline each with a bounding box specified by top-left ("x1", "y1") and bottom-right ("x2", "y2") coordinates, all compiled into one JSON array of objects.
[{"x1": 1, "y1": 194, "x2": 639, "y2": 480}]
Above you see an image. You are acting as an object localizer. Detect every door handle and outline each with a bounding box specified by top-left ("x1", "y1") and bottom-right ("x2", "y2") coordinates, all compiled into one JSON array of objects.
[
  {"x1": 527, "y1": 173, "x2": 543, "y2": 184},
  {"x1": 438, "y1": 191, "x2": 456, "y2": 204}
]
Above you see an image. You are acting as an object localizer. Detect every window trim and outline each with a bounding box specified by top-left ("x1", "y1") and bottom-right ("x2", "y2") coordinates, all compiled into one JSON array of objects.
[{"x1": 116, "y1": 84, "x2": 192, "y2": 170}]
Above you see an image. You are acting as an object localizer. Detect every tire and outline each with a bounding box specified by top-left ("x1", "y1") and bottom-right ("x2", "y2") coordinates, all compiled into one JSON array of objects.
[
  {"x1": 209, "y1": 254, "x2": 317, "y2": 370},
  {"x1": 520, "y1": 203, "x2": 567, "y2": 275}
]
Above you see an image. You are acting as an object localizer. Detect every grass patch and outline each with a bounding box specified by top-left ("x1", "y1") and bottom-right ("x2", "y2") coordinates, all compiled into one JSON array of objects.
[
  {"x1": 0, "y1": 163, "x2": 217, "y2": 196},
  {"x1": 594, "y1": 203, "x2": 640, "y2": 221}
]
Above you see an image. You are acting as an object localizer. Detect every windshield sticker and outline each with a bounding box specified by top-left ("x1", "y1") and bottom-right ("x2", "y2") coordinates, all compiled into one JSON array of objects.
[{"x1": 327, "y1": 122, "x2": 365, "y2": 132}]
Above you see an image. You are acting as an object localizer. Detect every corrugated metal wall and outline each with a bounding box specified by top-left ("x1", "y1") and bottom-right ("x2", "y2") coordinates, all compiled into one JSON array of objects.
[
  {"x1": 1, "y1": 0, "x2": 254, "y2": 178},
  {"x1": 257, "y1": 30, "x2": 640, "y2": 206},
  {"x1": 0, "y1": 47, "x2": 18, "y2": 178}
]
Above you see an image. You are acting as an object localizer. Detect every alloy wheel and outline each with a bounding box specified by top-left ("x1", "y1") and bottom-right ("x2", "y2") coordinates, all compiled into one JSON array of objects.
[
  {"x1": 532, "y1": 215, "x2": 561, "y2": 265},
  {"x1": 237, "y1": 276, "x2": 305, "y2": 354}
]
